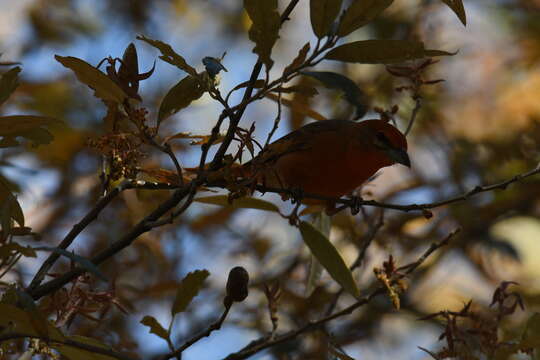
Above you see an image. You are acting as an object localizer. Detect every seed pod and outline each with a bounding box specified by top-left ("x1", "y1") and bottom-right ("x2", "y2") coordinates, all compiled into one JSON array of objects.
[{"x1": 224, "y1": 266, "x2": 249, "y2": 307}]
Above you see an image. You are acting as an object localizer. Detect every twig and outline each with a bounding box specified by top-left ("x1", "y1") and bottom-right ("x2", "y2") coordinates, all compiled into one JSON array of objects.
[
  {"x1": 28, "y1": 183, "x2": 194, "y2": 300},
  {"x1": 405, "y1": 96, "x2": 421, "y2": 136},
  {"x1": 264, "y1": 91, "x2": 282, "y2": 147},
  {"x1": 162, "y1": 304, "x2": 231, "y2": 360},
  {"x1": 27, "y1": 180, "x2": 133, "y2": 292},
  {"x1": 397, "y1": 228, "x2": 460, "y2": 275},
  {"x1": 0, "y1": 333, "x2": 135, "y2": 360},
  {"x1": 209, "y1": 0, "x2": 301, "y2": 171}
]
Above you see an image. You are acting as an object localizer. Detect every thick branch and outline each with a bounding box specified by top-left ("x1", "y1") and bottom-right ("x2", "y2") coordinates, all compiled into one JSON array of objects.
[{"x1": 28, "y1": 183, "x2": 194, "y2": 300}]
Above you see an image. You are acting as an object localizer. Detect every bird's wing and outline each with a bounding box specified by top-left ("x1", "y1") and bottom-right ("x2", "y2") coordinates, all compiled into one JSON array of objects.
[{"x1": 254, "y1": 120, "x2": 352, "y2": 164}]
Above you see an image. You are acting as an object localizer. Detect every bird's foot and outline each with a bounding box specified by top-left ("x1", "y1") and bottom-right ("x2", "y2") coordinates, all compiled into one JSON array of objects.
[
  {"x1": 287, "y1": 201, "x2": 302, "y2": 226},
  {"x1": 288, "y1": 187, "x2": 304, "y2": 205},
  {"x1": 349, "y1": 195, "x2": 364, "y2": 215}
]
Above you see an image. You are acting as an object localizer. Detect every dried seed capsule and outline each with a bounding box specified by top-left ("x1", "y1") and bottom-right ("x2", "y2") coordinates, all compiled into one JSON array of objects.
[{"x1": 224, "y1": 266, "x2": 249, "y2": 307}]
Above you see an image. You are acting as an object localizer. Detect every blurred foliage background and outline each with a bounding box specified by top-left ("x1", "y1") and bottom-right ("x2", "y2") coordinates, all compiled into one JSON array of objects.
[{"x1": 1, "y1": 0, "x2": 540, "y2": 359}]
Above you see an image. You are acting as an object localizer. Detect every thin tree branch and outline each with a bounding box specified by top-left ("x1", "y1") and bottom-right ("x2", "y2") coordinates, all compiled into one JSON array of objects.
[
  {"x1": 28, "y1": 183, "x2": 194, "y2": 300},
  {"x1": 163, "y1": 304, "x2": 232, "y2": 360},
  {"x1": 0, "y1": 333, "x2": 135, "y2": 360},
  {"x1": 207, "y1": 162, "x2": 540, "y2": 213},
  {"x1": 210, "y1": 0, "x2": 301, "y2": 171},
  {"x1": 220, "y1": 230, "x2": 458, "y2": 360},
  {"x1": 27, "y1": 180, "x2": 133, "y2": 292}
]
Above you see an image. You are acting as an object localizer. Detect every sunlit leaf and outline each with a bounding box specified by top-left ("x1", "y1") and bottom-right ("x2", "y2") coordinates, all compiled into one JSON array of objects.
[
  {"x1": 56, "y1": 335, "x2": 116, "y2": 360},
  {"x1": 158, "y1": 75, "x2": 205, "y2": 125},
  {"x1": 299, "y1": 221, "x2": 360, "y2": 299},
  {"x1": 244, "y1": 0, "x2": 280, "y2": 69},
  {"x1": 171, "y1": 269, "x2": 210, "y2": 316},
  {"x1": 0, "y1": 115, "x2": 61, "y2": 147},
  {"x1": 137, "y1": 35, "x2": 198, "y2": 76},
  {"x1": 310, "y1": 0, "x2": 342, "y2": 38},
  {"x1": 34, "y1": 246, "x2": 107, "y2": 281},
  {"x1": 283, "y1": 42, "x2": 310, "y2": 76},
  {"x1": 194, "y1": 195, "x2": 280, "y2": 213},
  {"x1": 337, "y1": 0, "x2": 394, "y2": 37},
  {"x1": 306, "y1": 213, "x2": 331, "y2": 296},
  {"x1": 55, "y1": 55, "x2": 127, "y2": 103},
  {"x1": 325, "y1": 40, "x2": 454, "y2": 64},
  {"x1": 163, "y1": 132, "x2": 225, "y2": 146},
  {"x1": 521, "y1": 312, "x2": 540, "y2": 349},
  {"x1": 272, "y1": 85, "x2": 319, "y2": 97},
  {"x1": 0, "y1": 243, "x2": 36, "y2": 260},
  {"x1": 0, "y1": 303, "x2": 64, "y2": 341},
  {"x1": 302, "y1": 71, "x2": 368, "y2": 118},
  {"x1": 0, "y1": 66, "x2": 21, "y2": 107},
  {"x1": 138, "y1": 168, "x2": 182, "y2": 185},
  {"x1": 140, "y1": 315, "x2": 170, "y2": 341},
  {"x1": 266, "y1": 93, "x2": 327, "y2": 121},
  {"x1": 441, "y1": 0, "x2": 466, "y2": 26}
]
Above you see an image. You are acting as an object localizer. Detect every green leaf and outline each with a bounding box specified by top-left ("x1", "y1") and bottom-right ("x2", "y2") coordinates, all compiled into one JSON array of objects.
[
  {"x1": 299, "y1": 221, "x2": 360, "y2": 299},
  {"x1": 337, "y1": 0, "x2": 394, "y2": 37},
  {"x1": 521, "y1": 313, "x2": 540, "y2": 349},
  {"x1": 158, "y1": 75, "x2": 205, "y2": 125},
  {"x1": 301, "y1": 71, "x2": 368, "y2": 119},
  {"x1": 441, "y1": 0, "x2": 466, "y2": 26},
  {"x1": 325, "y1": 40, "x2": 454, "y2": 64},
  {"x1": 55, "y1": 55, "x2": 127, "y2": 104},
  {"x1": 34, "y1": 246, "x2": 107, "y2": 281},
  {"x1": 0, "y1": 303, "x2": 64, "y2": 341},
  {"x1": 310, "y1": 0, "x2": 343, "y2": 38},
  {"x1": 137, "y1": 35, "x2": 198, "y2": 76},
  {"x1": 306, "y1": 213, "x2": 331, "y2": 296},
  {"x1": 140, "y1": 315, "x2": 170, "y2": 341},
  {"x1": 171, "y1": 269, "x2": 210, "y2": 316},
  {"x1": 194, "y1": 195, "x2": 280, "y2": 213},
  {"x1": 56, "y1": 335, "x2": 116, "y2": 360},
  {"x1": 244, "y1": 0, "x2": 280, "y2": 69},
  {"x1": 0, "y1": 66, "x2": 21, "y2": 107},
  {"x1": 0, "y1": 243, "x2": 36, "y2": 260},
  {"x1": 0, "y1": 115, "x2": 61, "y2": 147}
]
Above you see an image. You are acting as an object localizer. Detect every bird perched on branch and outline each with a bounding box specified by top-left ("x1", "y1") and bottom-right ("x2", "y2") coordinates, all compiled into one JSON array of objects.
[{"x1": 229, "y1": 119, "x2": 410, "y2": 209}]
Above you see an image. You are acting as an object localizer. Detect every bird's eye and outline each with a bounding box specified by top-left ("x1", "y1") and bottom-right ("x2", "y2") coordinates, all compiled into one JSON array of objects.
[{"x1": 374, "y1": 132, "x2": 390, "y2": 148}]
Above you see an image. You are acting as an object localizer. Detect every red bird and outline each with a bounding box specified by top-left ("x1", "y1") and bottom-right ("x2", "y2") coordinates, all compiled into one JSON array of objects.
[{"x1": 240, "y1": 119, "x2": 410, "y2": 205}]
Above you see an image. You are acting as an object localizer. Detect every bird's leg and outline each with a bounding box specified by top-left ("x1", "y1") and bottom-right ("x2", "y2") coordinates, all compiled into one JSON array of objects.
[
  {"x1": 288, "y1": 187, "x2": 304, "y2": 205},
  {"x1": 349, "y1": 195, "x2": 363, "y2": 215},
  {"x1": 287, "y1": 202, "x2": 302, "y2": 226},
  {"x1": 324, "y1": 196, "x2": 363, "y2": 216}
]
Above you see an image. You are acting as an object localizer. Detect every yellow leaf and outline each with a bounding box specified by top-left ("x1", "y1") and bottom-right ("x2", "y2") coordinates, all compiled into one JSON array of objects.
[
  {"x1": 337, "y1": 0, "x2": 394, "y2": 37},
  {"x1": 310, "y1": 0, "x2": 343, "y2": 38},
  {"x1": 325, "y1": 40, "x2": 454, "y2": 64},
  {"x1": 171, "y1": 269, "x2": 210, "y2": 316},
  {"x1": 140, "y1": 315, "x2": 170, "y2": 341},
  {"x1": 158, "y1": 75, "x2": 205, "y2": 125},
  {"x1": 55, "y1": 55, "x2": 127, "y2": 104},
  {"x1": 299, "y1": 221, "x2": 360, "y2": 299},
  {"x1": 244, "y1": 0, "x2": 280, "y2": 69}
]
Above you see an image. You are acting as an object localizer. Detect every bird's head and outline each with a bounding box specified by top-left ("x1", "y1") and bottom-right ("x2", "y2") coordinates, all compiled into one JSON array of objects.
[{"x1": 357, "y1": 120, "x2": 410, "y2": 168}]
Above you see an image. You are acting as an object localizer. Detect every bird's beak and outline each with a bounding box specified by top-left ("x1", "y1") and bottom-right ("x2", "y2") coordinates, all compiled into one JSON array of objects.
[{"x1": 386, "y1": 147, "x2": 411, "y2": 168}]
